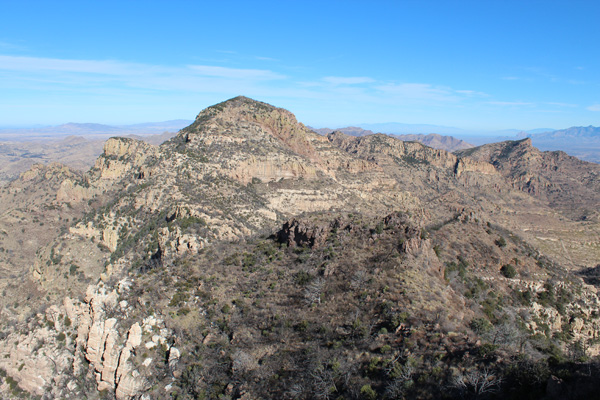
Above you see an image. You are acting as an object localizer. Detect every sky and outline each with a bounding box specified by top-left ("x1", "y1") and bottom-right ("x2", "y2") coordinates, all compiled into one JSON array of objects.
[{"x1": 1, "y1": 0, "x2": 599, "y2": 132}]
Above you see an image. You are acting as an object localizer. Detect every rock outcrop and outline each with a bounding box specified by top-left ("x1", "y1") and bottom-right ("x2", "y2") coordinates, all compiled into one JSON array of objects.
[
  {"x1": 93, "y1": 137, "x2": 157, "y2": 183},
  {"x1": 71, "y1": 284, "x2": 151, "y2": 399},
  {"x1": 277, "y1": 218, "x2": 333, "y2": 249},
  {"x1": 0, "y1": 280, "x2": 172, "y2": 399},
  {"x1": 3, "y1": 96, "x2": 600, "y2": 399},
  {"x1": 456, "y1": 138, "x2": 600, "y2": 219}
]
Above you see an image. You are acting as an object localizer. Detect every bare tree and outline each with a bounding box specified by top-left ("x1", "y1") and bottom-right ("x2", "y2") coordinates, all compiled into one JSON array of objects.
[
  {"x1": 384, "y1": 356, "x2": 415, "y2": 398},
  {"x1": 287, "y1": 383, "x2": 305, "y2": 399},
  {"x1": 350, "y1": 269, "x2": 368, "y2": 290},
  {"x1": 451, "y1": 368, "x2": 502, "y2": 399},
  {"x1": 568, "y1": 339, "x2": 589, "y2": 362},
  {"x1": 310, "y1": 366, "x2": 337, "y2": 399},
  {"x1": 304, "y1": 278, "x2": 325, "y2": 306}
]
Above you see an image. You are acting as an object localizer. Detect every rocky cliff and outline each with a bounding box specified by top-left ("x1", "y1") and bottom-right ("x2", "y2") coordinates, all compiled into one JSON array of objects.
[
  {"x1": 2, "y1": 97, "x2": 600, "y2": 399},
  {"x1": 456, "y1": 138, "x2": 600, "y2": 221}
]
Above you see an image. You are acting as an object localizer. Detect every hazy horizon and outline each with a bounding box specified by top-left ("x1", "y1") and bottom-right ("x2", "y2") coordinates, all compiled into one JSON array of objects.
[
  {"x1": 0, "y1": 117, "x2": 560, "y2": 137},
  {"x1": 1, "y1": 1, "x2": 599, "y2": 131}
]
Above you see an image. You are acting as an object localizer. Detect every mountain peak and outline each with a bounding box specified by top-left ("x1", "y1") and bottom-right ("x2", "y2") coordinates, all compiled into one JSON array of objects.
[
  {"x1": 518, "y1": 137, "x2": 532, "y2": 146},
  {"x1": 201, "y1": 96, "x2": 278, "y2": 116},
  {"x1": 182, "y1": 96, "x2": 292, "y2": 133},
  {"x1": 210, "y1": 95, "x2": 270, "y2": 110},
  {"x1": 167, "y1": 97, "x2": 327, "y2": 178},
  {"x1": 5, "y1": 96, "x2": 600, "y2": 400}
]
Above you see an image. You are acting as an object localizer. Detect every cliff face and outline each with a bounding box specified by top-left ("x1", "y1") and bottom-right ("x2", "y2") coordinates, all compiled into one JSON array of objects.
[
  {"x1": 456, "y1": 138, "x2": 600, "y2": 220},
  {"x1": 0, "y1": 282, "x2": 174, "y2": 399},
  {"x1": 166, "y1": 96, "x2": 386, "y2": 186},
  {"x1": 2, "y1": 97, "x2": 600, "y2": 399}
]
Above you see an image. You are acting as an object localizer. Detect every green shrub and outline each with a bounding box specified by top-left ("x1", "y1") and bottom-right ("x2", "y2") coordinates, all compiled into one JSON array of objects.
[
  {"x1": 501, "y1": 264, "x2": 517, "y2": 278},
  {"x1": 514, "y1": 289, "x2": 533, "y2": 306},
  {"x1": 295, "y1": 320, "x2": 309, "y2": 332},
  {"x1": 241, "y1": 253, "x2": 257, "y2": 270},
  {"x1": 169, "y1": 290, "x2": 189, "y2": 307},
  {"x1": 444, "y1": 261, "x2": 467, "y2": 281},
  {"x1": 360, "y1": 384, "x2": 377, "y2": 400},
  {"x1": 470, "y1": 317, "x2": 492, "y2": 334},
  {"x1": 177, "y1": 307, "x2": 190, "y2": 316},
  {"x1": 478, "y1": 342, "x2": 498, "y2": 357},
  {"x1": 294, "y1": 271, "x2": 313, "y2": 286}
]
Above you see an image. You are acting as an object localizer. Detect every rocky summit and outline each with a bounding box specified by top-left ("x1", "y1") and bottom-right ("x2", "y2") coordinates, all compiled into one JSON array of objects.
[{"x1": 1, "y1": 96, "x2": 600, "y2": 399}]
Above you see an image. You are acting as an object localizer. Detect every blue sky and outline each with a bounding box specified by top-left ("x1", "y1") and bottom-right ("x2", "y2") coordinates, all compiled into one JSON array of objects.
[{"x1": 1, "y1": 0, "x2": 599, "y2": 131}]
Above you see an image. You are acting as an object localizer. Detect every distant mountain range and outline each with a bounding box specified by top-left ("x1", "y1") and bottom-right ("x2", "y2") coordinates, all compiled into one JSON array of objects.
[
  {"x1": 311, "y1": 126, "x2": 473, "y2": 152},
  {"x1": 340, "y1": 122, "x2": 556, "y2": 137},
  {"x1": 358, "y1": 122, "x2": 466, "y2": 135},
  {"x1": 3, "y1": 96, "x2": 600, "y2": 399},
  {"x1": 521, "y1": 126, "x2": 600, "y2": 163},
  {"x1": 0, "y1": 120, "x2": 193, "y2": 141},
  {"x1": 526, "y1": 125, "x2": 599, "y2": 139},
  {"x1": 2, "y1": 119, "x2": 599, "y2": 163},
  {"x1": 311, "y1": 124, "x2": 600, "y2": 163}
]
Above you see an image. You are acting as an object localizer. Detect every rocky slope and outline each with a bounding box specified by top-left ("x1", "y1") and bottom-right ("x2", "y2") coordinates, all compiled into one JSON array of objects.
[
  {"x1": 1, "y1": 97, "x2": 600, "y2": 399},
  {"x1": 313, "y1": 126, "x2": 473, "y2": 152},
  {"x1": 456, "y1": 138, "x2": 600, "y2": 219},
  {"x1": 0, "y1": 132, "x2": 179, "y2": 187}
]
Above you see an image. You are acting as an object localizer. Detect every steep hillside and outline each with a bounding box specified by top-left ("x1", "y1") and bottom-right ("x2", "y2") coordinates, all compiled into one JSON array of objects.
[
  {"x1": 526, "y1": 126, "x2": 600, "y2": 164},
  {"x1": 456, "y1": 138, "x2": 600, "y2": 221},
  {"x1": 0, "y1": 164, "x2": 93, "y2": 313},
  {"x1": 389, "y1": 133, "x2": 473, "y2": 152},
  {"x1": 1, "y1": 97, "x2": 600, "y2": 399},
  {"x1": 0, "y1": 132, "x2": 179, "y2": 187},
  {"x1": 312, "y1": 126, "x2": 473, "y2": 152},
  {"x1": 312, "y1": 126, "x2": 376, "y2": 137}
]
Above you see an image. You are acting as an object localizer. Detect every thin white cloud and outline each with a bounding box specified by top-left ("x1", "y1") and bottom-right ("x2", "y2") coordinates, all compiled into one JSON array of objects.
[
  {"x1": 3, "y1": 53, "x2": 590, "y2": 129},
  {"x1": 487, "y1": 101, "x2": 534, "y2": 106},
  {"x1": 546, "y1": 102, "x2": 577, "y2": 108},
  {"x1": 501, "y1": 76, "x2": 520, "y2": 81},
  {"x1": 0, "y1": 55, "x2": 136, "y2": 74},
  {"x1": 297, "y1": 81, "x2": 324, "y2": 88},
  {"x1": 523, "y1": 67, "x2": 558, "y2": 82},
  {"x1": 322, "y1": 76, "x2": 375, "y2": 85},
  {"x1": 255, "y1": 56, "x2": 279, "y2": 62},
  {"x1": 0, "y1": 54, "x2": 511, "y2": 113},
  {"x1": 187, "y1": 65, "x2": 285, "y2": 80},
  {"x1": 375, "y1": 83, "x2": 457, "y2": 102},
  {"x1": 0, "y1": 55, "x2": 286, "y2": 81},
  {"x1": 535, "y1": 110, "x2": 565, "y2": 114},
  {"x1": 0, "y1": 41, "x2": 26, "y2": 51},
  {"x1": 0, "y1": 55, "x2": 288, "y2": 96},
  {"x1": 455, "y1": 89, "x2": 489, "y2": 97}
]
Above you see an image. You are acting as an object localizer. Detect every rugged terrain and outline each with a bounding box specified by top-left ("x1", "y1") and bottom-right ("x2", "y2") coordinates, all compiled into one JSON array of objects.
[
  {"x1": 527, "y1": 126, "x2": 600, "y2": 164},
  {"x1": 0, "y1": 132, "x2": 179, "y2": 187},
  {"x1": 313, "y1": 126, "x2": 473, "y2": 152},
  {"x1": 0, "y1": 96, "x2": 600, "y2": 399}
]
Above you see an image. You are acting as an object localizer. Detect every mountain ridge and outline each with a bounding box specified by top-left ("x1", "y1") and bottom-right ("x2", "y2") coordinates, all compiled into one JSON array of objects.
[
  {"x1": 0, "y1": 120, "x2": 193, "y2": 141},
  {"x1": 312, "y1": 126, "x2": 473, "y2": 152},
  {"x1": 1, "y1": 96, "x2": 600, "y2": 399}
]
